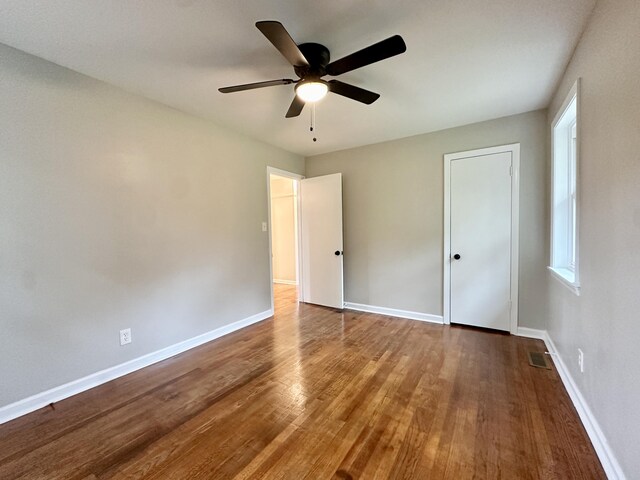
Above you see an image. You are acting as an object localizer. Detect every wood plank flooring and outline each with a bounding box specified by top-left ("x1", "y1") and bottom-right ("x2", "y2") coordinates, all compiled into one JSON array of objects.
[{"x1": 0, "y1": 284, "x2": 605, "y2": 479}]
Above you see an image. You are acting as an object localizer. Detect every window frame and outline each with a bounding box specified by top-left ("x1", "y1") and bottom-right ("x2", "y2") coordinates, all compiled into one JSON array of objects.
[
  {"x1": 549, "y1": 79, "x2": 581, "y2": 295},
  {"x1": 568, "y1": 120, "x2": 577, "y2": 273}
]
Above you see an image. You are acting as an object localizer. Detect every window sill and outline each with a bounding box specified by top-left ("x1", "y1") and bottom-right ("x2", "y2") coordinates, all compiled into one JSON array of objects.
[{"x1": 547, "y1": 266, "x2": 581, "y2": 296}]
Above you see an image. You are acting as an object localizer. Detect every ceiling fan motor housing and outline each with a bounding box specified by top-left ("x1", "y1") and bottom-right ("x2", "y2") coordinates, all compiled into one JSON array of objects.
[{"x1": 294, "y1": 43, "x2": 330, "y2": 79}]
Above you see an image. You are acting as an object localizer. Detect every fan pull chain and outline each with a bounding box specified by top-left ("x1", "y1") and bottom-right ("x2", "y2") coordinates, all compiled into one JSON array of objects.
[{"x1": 310, "y1": 103, "x2": 317, "y2": 142}]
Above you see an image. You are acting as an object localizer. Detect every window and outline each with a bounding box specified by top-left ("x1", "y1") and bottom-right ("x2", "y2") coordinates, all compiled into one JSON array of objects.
[{"x1": 549, "y1": 80, "x2": 580, "y2": 294}]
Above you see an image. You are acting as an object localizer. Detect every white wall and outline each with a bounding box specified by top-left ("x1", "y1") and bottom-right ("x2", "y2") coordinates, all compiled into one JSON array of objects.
[
  {"x1": 270, "y1": 176, "x2": 297, "y2": 283},
  {"x1": 545, "y1": 0, "x2": 640, "y2": 476},
  {"x1": 306, "y1": 110, "x2": 547, "y2": 328},
  {"x1": 0, "y1": 43, "x2": 304, "y2": 408}
]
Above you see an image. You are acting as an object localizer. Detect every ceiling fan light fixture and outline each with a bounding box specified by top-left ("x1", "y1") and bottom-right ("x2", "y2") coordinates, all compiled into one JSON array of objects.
[
  {"x1": 295, "y1": 80, "x2": 328, "y2": 103},
  {"x1": 219, "y1": 21, "x2": 406, "y2": 118}
]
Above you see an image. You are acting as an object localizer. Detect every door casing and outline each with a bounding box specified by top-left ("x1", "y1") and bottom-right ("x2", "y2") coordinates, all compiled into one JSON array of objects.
[
  {"x1": 443, "y1": 143, "x2": 520, "y2": 334},
  {"x1": 267, "y1": 166, "x2": 305, "y2": 313}
]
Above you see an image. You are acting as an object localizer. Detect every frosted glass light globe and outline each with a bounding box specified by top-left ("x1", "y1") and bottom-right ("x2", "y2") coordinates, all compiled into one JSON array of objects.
[{"x1": 295, "y1": 81, "x2": 328, "y2": 102}]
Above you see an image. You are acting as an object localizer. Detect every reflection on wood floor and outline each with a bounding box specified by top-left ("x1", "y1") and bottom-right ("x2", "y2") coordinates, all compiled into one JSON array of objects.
[{"x1": 0, "y1": 283, "x2": 604, "y2": 479}]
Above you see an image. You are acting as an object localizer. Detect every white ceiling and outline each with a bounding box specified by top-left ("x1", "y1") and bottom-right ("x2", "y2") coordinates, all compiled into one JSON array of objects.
[{"x1": 0, "y1": 0, "x2": 595, "y2": 156}]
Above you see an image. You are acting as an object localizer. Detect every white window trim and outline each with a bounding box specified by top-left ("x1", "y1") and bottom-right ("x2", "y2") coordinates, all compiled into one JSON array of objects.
[
  {"x1": 567, "y1": 120, "x2": 577, "y2": 273},
  {"x1": 547, "y1": 266, "x2": 580, "y2": 296},
  {"x1": 549, "y1": 79, "x2": 581, "y2": 296}
]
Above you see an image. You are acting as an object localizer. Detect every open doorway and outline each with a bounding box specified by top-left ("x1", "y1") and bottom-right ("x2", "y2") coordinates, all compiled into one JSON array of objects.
[{"x1": 267, "y1": 167, "x2": 303, "y2": 313}]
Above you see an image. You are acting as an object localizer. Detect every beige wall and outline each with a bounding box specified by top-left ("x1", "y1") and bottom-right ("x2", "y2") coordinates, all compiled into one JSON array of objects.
[
  {"x1": 306, "y1": 110, "x2": 548, "y2": 328},
  {"x1": 270, "y1": 176, "x2": 297, "y2": 283},
  {"x1": 544, "y1": 0, "x2": 640, "y2": 476},
  {"x1": 0, "y1": 43, "x2": 304, "y2": 408}
]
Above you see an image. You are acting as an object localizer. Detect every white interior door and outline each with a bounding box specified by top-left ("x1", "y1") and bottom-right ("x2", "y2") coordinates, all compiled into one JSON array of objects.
[
  {"x1": 449, "y1": 151, "x2": 513, "y2": 331},
  {"x1": 300, "y1": 173, "x2": 344, "y2": 309}
]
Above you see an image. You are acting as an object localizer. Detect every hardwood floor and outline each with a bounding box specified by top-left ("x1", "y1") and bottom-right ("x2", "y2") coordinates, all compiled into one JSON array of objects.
[{"x1": 0, "y1": 284, "x2": 604, "y2": 479}]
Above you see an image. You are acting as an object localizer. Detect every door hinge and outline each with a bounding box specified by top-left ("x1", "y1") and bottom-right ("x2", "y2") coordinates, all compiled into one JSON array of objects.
[{"x1": 509, "y1": 165, "x2": 513, "y2": 176}]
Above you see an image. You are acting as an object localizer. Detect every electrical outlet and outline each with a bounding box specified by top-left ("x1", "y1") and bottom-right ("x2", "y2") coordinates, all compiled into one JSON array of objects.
[
  {"x1": 120, "y1": 328, "x2": 132, "y2": 346},
  {"x1": 578, "y1": 348, "x2": 584, "y2": 373}
]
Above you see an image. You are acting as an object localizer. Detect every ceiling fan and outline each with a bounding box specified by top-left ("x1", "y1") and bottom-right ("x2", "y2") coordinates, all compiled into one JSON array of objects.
[{"x1": 219, "y1": 21, "x2": 407, "y2": 118}]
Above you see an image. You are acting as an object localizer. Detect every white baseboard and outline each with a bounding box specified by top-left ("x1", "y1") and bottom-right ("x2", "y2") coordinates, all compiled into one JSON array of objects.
[
  {"x1": 0, "y1": 308, "x2": 274, "y2": 425},
  {"x1": 515, "y1": 328, "x2": 625, "y2": 480},
  {"x1": 515, "y1": 326, "x2": 548, "y2": 340},
  {"x1": 344, "y1": 302, "x2": 443, "y2": 324},
  {"x1": 273, "y1": 279, "x2": 297, "y2": 285}
]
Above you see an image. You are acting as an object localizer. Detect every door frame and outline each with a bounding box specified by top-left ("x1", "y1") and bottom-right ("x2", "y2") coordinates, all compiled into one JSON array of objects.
[
  {"x1": 267, "y1": 166, "x2": 305, "y2": 312},
  {"x1": 443, "y1": 143, "x2": 520, "y2": 334}
]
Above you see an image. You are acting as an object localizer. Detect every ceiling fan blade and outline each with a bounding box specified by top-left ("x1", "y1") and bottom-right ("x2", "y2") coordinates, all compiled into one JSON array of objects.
[
  {"x1": 218, "y1": 79, "x2": 295, "y2": 93},
  {"x1": 256, "y1": 21, "x2": 309, "y2": 67},
  {"x1": 285, "y1": 95, "x2": 305, "y2": 118},
  {"x1": 326, "y1": 35, "x2": 406, "y2": 76},
  {"x1": 328, "y1": 80, "x2": 380, "y2": 104}
]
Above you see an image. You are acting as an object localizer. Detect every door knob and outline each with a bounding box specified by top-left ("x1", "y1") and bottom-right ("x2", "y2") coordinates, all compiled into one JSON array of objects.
[
  {"x1": 453, "y1": 254, "x2": 461, "y2": 260},
  {"x1": 335, "y1": 250, "x2": 343, "y2": 256}
]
